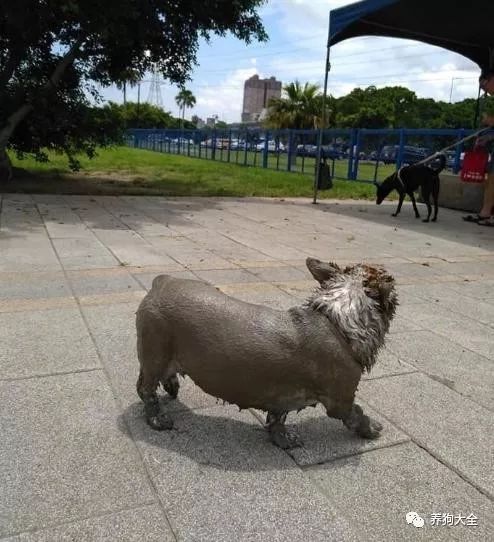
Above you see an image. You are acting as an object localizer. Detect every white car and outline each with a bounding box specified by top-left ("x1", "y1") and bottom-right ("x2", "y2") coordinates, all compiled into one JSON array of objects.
[{"x1": 256, "y1": 140, "x2": 285, "y2": 152}]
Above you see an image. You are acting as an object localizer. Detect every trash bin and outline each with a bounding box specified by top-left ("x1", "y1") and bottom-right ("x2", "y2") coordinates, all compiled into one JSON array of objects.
[{"x1": 317, "y1": 157, "x2": 333, "y2": 190}]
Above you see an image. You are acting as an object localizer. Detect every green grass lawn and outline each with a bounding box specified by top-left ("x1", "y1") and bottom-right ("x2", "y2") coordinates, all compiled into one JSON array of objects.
[{"x1": 7, "y1": 146, "x2": 395, "y2": 199}]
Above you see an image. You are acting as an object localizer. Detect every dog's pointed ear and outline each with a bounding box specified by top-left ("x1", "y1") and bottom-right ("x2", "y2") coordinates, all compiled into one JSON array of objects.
[
  {"x1": 306, "y1": 258, "x2": 341, "y2": 283},
  {"x1": 363, "y1": 267, "x2": 398, "y2": 316}
]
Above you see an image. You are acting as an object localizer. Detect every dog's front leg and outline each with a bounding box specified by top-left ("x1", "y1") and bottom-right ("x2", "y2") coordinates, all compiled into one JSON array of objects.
[
  {"x1": 342, "y1": 404, "x2": 383, "y2": 439},
  {"x1": 265, "y1": 411, "x2": 302, "y2": 449},
  {"x1": 391, "y1": 194, "x2": 405, "y2": 217},
  {"x1": 409, "y1": 192, "x2": 421, "y2": 218},
  {"x1": 325, "y1": 401, "x2": 382, "y2": 439}
]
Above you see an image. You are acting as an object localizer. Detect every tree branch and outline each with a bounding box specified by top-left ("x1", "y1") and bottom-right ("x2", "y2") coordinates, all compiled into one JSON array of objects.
[{"x1": 0, "y1": 37, "x2": 84, "y2": 148}]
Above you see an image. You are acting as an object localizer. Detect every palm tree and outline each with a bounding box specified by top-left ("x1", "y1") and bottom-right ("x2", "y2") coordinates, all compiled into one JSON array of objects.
[
  {"x1": 175, "y1": 89, "x2": 197, "y2": 128},
  {"x1": 265, "y1": 80, "x2": 333, "y2": 129}
]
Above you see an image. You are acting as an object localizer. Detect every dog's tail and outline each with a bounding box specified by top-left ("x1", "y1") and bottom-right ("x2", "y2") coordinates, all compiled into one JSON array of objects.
[{"x1": 429, "y1": 153, "x2": 446, "y2": 174}]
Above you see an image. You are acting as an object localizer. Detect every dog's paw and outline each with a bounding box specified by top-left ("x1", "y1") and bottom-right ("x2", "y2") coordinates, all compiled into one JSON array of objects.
[
  {"x1": 269, "y1": 428, "x2": 303, "y2": 450},
  {"x1": 391, "y1": 213, "x2": 398, "y2": 217},
  {"x1": 357, "y1": 417, "x2": 383, "y2": 439},
  {"x1": 147, "y1": 413, "x2": 174, "y2": 431},
  {"x1": 422, "y1": 218, "x2": 430, "y2": 223},
  {"x1": 162, "y1": 375, "x2": 180, "y2": 398},
  {"x1": 431, "y1": 217, "x2": 437, "y2": 222}
]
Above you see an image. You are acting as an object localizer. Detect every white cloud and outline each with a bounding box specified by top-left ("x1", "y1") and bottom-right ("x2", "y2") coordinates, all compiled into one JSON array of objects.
[{"x1": 97, "y1": 0, "x2": 483, "y2": 122}]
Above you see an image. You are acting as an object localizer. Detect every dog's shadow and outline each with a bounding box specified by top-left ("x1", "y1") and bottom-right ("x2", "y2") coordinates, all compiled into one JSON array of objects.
[{"x1": 118, "y1": 397, "x2": 367, "y2": 473}]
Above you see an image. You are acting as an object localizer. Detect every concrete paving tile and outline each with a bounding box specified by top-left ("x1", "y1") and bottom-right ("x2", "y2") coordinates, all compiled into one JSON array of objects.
[
  {"x1": 363, "y1": 348, "x2": 417, "y2": 380},
  {"x1": 192, "y1": 267, "x2": 258, "y2": 285},
  {"x1": 245, "y1": 265, "x2": 308, "y2": 282},
  {"x1": 217, "y1": 282, "x2": 298, "y2": 310},
  {"x1": 386, "y1": 331, "x2": 494, "y2": 410},
  {"x1": 389, "y1": 314, "x2": 423, "y2": 333},
  {"x1": 0, "y1": 271, "x2": 71, "y2": 300},
  {"x1": 445, "y1": 278, "x2": 494, "y2": 301},
  {"x1": 131, "y1": 269, "x2": 199, "y2": 290},
  {"x1": 308, "y1": 442, "x2": 494, "y2": 541},
  {"x1": 126, "y1": 404, "x2": 358, "y2": 542},
  {"x1": 92, "y1": 229, "x2": 178, "y2": 267},
  {"x1": 15, "y1": 505, "x2": 174, "y2": 542},
  {"x1": 0, "y1": 296, "x2": 77, "y2": 314},
  {"x1": 77, "y1": 290, "x2": 146, "y2": 307},
  {"x1": 433, "y1": 317, "x2": 494, "y2": 359},
  {"x1": 0, "y1": 244, "x2": 62, "y2": 273},
  {"x1": 0, "y1": 307, "x2": 100, "y2": 379},
  {"x1": 397, "y1": 283, "x2": 494, "y2": 327},
  {"x1": 51, "y1": 237, "x2": 118, "y2": 269},
  {"x1": 66, "y1": 270, "x2": 143, "y2": 297},
  {"x1": 0, "y1": 372, "x2": 155, "y2": 537},
  {"x1": 359, "y1": 373, "x2": 494, "y2": 498}
]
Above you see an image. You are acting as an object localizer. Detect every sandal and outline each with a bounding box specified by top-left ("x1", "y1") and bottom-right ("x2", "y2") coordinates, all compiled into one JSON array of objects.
[
  {"x1": 462, "y1": 214, "x2": 490, "y2": 222},
  {"x1": 477, "y1": 217, "x2": 494, "y2": 227}
]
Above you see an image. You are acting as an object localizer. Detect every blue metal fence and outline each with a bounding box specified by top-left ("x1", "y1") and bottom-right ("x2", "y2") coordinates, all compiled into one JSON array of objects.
[{"x1": 125, "y1": 127, "x2": 481, "y2": 183}]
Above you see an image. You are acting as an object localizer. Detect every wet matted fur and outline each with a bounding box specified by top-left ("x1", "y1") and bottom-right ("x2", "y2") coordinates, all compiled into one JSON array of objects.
[{"x1": 135, "y1": 257, "x2": 398, "y2": 449}]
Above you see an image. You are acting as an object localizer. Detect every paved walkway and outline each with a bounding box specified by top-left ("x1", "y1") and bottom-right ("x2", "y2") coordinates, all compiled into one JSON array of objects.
[{"x1": 1, "y1": 194, "x2": 493, "y2": 541}]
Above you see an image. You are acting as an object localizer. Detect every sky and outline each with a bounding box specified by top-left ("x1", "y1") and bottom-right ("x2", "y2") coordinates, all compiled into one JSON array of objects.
[{"x1": 98, "y1": 0, "x2": 482, "y2": 124}]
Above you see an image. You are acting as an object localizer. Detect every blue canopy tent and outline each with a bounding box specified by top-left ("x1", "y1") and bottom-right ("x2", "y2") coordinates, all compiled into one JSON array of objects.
[{"x1": 313, "y1": 0, "x2": 494, "y2": 202}]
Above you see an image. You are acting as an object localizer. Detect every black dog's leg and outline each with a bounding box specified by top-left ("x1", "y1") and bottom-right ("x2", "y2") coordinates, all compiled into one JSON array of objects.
[
  {"x1": 432, "y1": 179, "x2": 440, "y2": 222},
  {"x1": 420, "y1": 186, "x2": 432, "y2": 222},
  {"x1": 409, "y1": 192, "x2": 421, "y2": 218},
  {"x1": 162, "y1": 374, "x2": 180, "y2": 398},
  {"x1": 265, "y1": 411, "x2": 302, "y2": 449},
  {"x1": 392, "y1": 194, "x2": 405, "y2": 217}
]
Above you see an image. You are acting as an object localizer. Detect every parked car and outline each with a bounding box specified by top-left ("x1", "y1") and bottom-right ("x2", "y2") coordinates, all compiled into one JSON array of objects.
[
  {"x1": 296, "y1": 144, "x2": 317, "y2": 157},
  {"x1": 172, "y1": 137, "x2": 194, "y2": 145},
  {"x1": 296, "y1": 144, "x2": 343, "y2": 159},
  {"x1": 379, "y1": 145, "x2": 429, "y2": 165},
  {"x1": 255, "y1": 140, "x2": 285, "y2": 152}
]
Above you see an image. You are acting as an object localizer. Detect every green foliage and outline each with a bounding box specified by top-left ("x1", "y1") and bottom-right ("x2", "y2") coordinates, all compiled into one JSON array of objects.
[
  {"x1": 265, "y1": 81, "x2": 334, "y2": 130},
  {"x1": 0, "y1": 0, "x2": 267, "y2": 173},
  {"x1": 110, "y1": 102, "x2": 195, "y2": 130},
  {"x1": 267, "y1": 80, "x2": 490, "y2": 131}
]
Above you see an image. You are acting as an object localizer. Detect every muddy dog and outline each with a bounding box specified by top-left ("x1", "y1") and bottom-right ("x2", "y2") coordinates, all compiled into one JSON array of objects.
[
  {"x1": 135, "y1": 258, "x2": 398, "y2": 449},
  {"x1": 374, "y1": 154, "x2": 446, "y2": 222}
]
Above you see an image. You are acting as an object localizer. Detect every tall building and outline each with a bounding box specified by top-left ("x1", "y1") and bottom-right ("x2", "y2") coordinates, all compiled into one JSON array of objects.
[{"x1": 241, "y1": 75, "x2": 282, "y2": 123}]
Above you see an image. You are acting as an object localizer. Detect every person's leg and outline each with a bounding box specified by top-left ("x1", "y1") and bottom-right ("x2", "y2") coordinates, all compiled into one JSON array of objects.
[{"x1": 479, "y1": 166, "x2": 494, "y2": 218}]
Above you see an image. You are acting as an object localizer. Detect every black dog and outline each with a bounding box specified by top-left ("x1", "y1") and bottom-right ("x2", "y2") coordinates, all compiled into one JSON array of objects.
[{"x1": 374, "y1": 154, "x2": 446, "y2": 222}]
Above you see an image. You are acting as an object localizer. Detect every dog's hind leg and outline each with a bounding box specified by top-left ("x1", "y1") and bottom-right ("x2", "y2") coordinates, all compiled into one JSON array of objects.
[
  {"x1": 391, "y1": 194, "x2": 405, "y2": 217},
  {"x1": 420, "y1": 186, "x2": 432, "y2": 222},
  {"x1": 265, "y1": 411, "x2": 302, "y2": 449},
  {"x1": 431, "y1": 180, "x2": 440, "y2": 222},
  {"x1": 409, "y1": 192, "x2": 421, "y2": 218},
  {"x1": 136, "y1": 312, "x2": 174, "y2": 431}
]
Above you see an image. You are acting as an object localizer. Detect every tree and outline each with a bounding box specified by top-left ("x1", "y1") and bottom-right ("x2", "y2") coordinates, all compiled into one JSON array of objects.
[
  {"x1": 0, "y1": 0, "x2": 267, "y2": 178},
  {"x1": 175, "y1": 89, "x2": 197, "y2": 129},
  {"x1": 265, "y1": 81, "x2": 334, "y2": 130}
]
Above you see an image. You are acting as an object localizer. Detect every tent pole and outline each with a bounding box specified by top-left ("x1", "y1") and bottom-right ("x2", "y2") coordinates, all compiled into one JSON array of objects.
[
  {"x1": 313, "y1": 13, "x2": 332, "y2": 204},
  {"x1": 473, "y1": 84, "x2": 483, "y2": 128}
]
